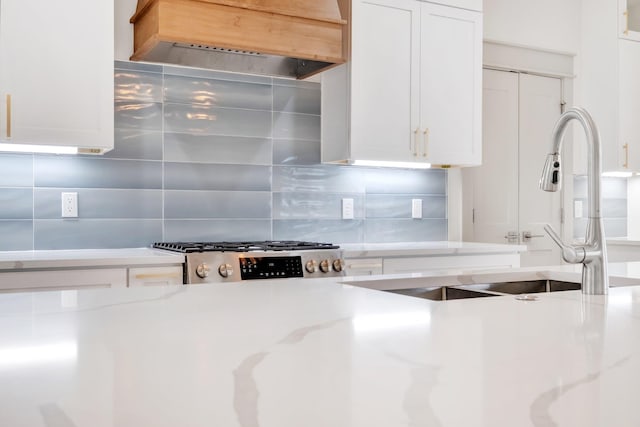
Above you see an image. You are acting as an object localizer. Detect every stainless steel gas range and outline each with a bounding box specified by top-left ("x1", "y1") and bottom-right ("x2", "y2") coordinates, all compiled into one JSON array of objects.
[{"x1": 153, "y1": 241, "x2": 346, "y2": 284}]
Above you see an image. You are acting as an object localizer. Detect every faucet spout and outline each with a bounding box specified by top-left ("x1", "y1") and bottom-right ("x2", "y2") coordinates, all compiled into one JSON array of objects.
[{"x1": 538, "y1": 107, "x2": 608, "y2": 295}]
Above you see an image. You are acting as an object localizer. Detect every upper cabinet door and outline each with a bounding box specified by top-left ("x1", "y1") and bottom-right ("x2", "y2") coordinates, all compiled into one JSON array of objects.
[
  {"x1": 620, "y1": 0, "x2": 640, "y2": 41},
  {"x1": 350, "y1": 0, "x2": 420, "y2": 162},
  {"x1": 0, "y1": 0, "x2": 113, "y2": 153},
  {"x1": 420, "y1": 3, "x2": 482, "y2": 166},
  {"x1": 619, "y1": 40, "x2": 640, "y2": 170},
  {"x1": 321, "y1": 0, "x2": 483, "y2": 167}
]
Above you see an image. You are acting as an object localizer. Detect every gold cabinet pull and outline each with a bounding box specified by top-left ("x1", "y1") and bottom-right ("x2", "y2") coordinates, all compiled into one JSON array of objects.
[
  {"x1": 423, "y1": 128, "x2": 430, "y2": 157},
  {"x1": 623, "y1": 143, "x2": 629, "y2": 168},
  {"x1": 5, "y1": 94, "x2": 11, "y2": 139},
  {"x1": 624, "y1": 10, "x2": 629, "y2": 35},
  {"x1": 413, "y1": 128, "x2": 419, "y2": 156}
]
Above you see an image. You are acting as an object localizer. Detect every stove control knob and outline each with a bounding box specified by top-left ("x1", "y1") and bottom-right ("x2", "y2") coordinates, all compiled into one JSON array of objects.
[
  {"x1": 195, "y1": 263, "x2": 210, "y2": 279},
  {"x1": 332, "y1": 259, "x2": 345, "y2": 272},
  {"x1": 218, "y1": 263, "x2": 234, "y2": 278},
  {"x1": 305, "y1": 259, "x2": 318, "y2": 273},
  {"x1": 319, "y1": 259, "x2": 331, "y2": 273}
]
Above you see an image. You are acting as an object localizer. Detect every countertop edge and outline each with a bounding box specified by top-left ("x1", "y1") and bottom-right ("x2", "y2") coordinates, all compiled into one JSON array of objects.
[
  {"x1": 0, "y1": 248, "x2": 185, "y2": 271},
  {"x1": 339, "y1": 242, "x2": 527, "y2": 258}
]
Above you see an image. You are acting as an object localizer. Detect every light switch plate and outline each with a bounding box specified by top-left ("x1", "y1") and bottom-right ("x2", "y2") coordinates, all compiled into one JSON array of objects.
[
  {"x1": 412, "y1": 199, "x2": 423, "y2": 219},
  {"x1": 342, "y1": 198, "x2": 354, "y2": 220},
  {"x1": 62, "y1": 192, "x2": 78, "y2": 218}
]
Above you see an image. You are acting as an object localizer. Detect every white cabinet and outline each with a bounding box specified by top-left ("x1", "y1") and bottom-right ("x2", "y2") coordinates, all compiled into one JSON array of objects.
[
  {"x1": 382, "y1": 253, "x2": 520, "y2": 275},
  {"x1": 344, "y1": 252, "x2": 520, "y2": 276},
  {"x1": 578, "y1": 0, "x2": 640, "y2": 173},
  {"x1": 0, "y1": 266, "x2": 183, "y2": 293},
  {"x1": 0, "y1": 269, "x2": 128, "y2": 293},
  {"x1": 619, "y1": 40, "x2": 640, "y2": 170},
  {"x1": 322, "y1": 0, "x2": 482, "y2": 167},
  {"x1": 0, "y1": 0, "x2": 113, "y2": 154},
  {"x1": 619, "y1": 0, "x2": 640, "y2": 41},
  {"x1": 344, "y1": 258, "x2": 384, "y2": 276},
  {"x1": 128, "y1": 267, "x2": 183, "y2": 287},
  {"x1": 419, "y1": 4, "x2": 482, "y2": 165}
]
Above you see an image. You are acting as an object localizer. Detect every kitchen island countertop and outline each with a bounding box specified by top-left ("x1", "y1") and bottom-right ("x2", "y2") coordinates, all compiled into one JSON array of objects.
[{"x1": 3, "y1": 263, "x2": 640, "y2": 426}]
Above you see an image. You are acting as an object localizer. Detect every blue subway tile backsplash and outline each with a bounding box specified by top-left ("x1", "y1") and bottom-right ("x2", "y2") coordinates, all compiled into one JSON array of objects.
[
  {"x1": 164, "y1": 191, "x2": 271, "y2": 219},
  {"x1": 107, "y1": 129, "x2": 163, "y2": 160},
  {"x1": 573, "y1": 176, "x2": 627, "y2": 238},
  {"x1": 164, "y1": 74, "x2": 273, "y2": 109},
  {"x1": 34, "y1": 219, "x2": 163, "y2": 250},
  {"x1": 0, "y1": 221, "x2": 33, "y2": 251},
  {"x1": 273, "y1": 85, "x2": 322, "y2": 115},
  {"x1": 164, "y1": 103, "x2": 272, "y2": 137},
  {"x1": 164, "y1": 133, "x2": 272, "y2": 165},
  {"x1": 0, "y1": 154, "x2": 34, "y2": 187},
  {"x1": 164, "y1": 219, "x2": 272, "y2": 242},
  {"x1": 164, "y1": 163, "x2": 272, "y2": 192},
  {"x1": 34, "y1": 157, "x2": 162, "y2": 189},
  {"x1": 34, "y1": 189, "x2": 163, "y2": 219},
  {"x1": 0, "y1": 189, "x2": 33, "y2": 219},
  {"x1": 0, "y1": 61, "x2": 449, "y2": 250}
]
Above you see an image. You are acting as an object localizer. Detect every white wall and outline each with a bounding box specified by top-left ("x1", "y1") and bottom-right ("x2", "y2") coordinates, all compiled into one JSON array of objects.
[
  {"x1": 483, "y1": 0, "x2": 582, "y2": 53},
  {"x1": 115, "y1": 0, "x2": 137, "y2": 61}
]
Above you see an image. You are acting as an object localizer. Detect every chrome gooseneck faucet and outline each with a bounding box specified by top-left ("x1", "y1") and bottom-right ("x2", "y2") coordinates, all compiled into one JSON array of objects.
[{"x1": 539, "y1": 107, "x2": 608, "y2": 295}]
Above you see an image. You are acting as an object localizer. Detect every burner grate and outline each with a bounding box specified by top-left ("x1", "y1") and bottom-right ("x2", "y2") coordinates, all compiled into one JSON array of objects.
[{"x1": 153, "y1": 241, "x2": 339, "y2": 253}]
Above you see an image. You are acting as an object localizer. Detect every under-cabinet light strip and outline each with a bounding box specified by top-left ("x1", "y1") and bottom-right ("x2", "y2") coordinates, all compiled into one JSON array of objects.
[{"x1": 0, "y1": 143, "x2": 78, "y2": 155}]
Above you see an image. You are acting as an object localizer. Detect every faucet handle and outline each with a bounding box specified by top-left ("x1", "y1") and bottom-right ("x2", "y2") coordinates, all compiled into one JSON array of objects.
[{"x1": 543, "y1": 224, "x2": 586, "y2": 264}]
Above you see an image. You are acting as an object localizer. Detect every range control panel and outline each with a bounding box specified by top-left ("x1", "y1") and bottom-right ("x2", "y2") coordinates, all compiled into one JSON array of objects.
[
  {"x1": 184, "y1": 250, "x2": 345, "y2": 283},
  {"x1": 239, "y1": 256, "x2": 303, "y2": 280}
]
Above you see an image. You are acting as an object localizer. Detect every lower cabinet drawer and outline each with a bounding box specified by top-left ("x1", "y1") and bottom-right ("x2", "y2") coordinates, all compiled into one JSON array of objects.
[
  {"x1": 344, "y1": 258, "x2": 383, "y2": 276},
  {"x1": 0, "y1": 268, "x2": 128, "y2": 292},
  {"x1": 383, "y1": 254, "x2": 520, "y2": 275},
  {"x1": 128, "y1": 266, "x2": 184, "y2": 287}
]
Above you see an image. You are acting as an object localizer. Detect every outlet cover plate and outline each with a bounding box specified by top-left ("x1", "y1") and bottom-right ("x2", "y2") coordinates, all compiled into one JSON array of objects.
[
  {"x1": 412, "y1": 199, "x2": 423, "y2": 219},
  {"x1": 342, "y1": 198, "x2": 354, "y2": 220},
  {"x1": 62, "y1": 192, "x2": 78, "y2": 218}
]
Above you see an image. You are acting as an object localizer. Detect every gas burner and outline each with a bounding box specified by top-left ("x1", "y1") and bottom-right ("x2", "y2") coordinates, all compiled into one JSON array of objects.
[{"x1": 153, "y1": 241, "x2": 340, "y2": 253}]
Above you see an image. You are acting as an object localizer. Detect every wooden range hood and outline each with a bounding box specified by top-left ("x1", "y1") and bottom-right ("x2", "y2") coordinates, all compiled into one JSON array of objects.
[{"x1": 130, "y1": 0, "x2": 349, "y2": 79}]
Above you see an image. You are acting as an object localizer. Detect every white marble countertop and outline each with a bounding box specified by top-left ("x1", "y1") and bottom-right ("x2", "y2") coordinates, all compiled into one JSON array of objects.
[
  {"x1": 0, "y1": 248, "x2": 184, "y2": 270},
  {"x1": 3, "y1": 263, "x2": 640, "y2": 426},
  {"x1": 338, "y1": 241, "x2": 527, "y2": 258}
]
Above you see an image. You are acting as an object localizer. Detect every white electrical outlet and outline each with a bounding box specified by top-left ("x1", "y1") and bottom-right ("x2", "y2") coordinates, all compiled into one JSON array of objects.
[
  {"x1": 342, "y1": 198, "x2": 354, "y2": 220},
  {"x1": 62, "y1": 192, "x2": 78, "y2": 218},
  {"x1": 574, "y1": 200, "x2": 583, "y2": 218},
  {"x1": 411, "y1": 199, "x2": 423, "y2": 219}
]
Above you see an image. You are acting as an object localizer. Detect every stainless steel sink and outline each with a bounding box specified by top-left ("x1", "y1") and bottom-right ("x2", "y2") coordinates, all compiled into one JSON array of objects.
[
  {"x1": 387, "y1": 286, "x2": 501, "y2": 301},
  {"x1": 382, "y1": 280, "x2": 581, "y2": 301},
  {"x1": 549, "y1": 280, "x2": 581, "y2": 292},
  {"x1": 454, "y1": 280, "x2": 547, "y2": 295}
]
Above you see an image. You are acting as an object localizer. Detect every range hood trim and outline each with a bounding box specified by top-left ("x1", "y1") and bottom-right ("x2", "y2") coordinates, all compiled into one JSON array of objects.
[
  {"x1": 131, "y1": 0, "x2": 347, "y2": 26},
  {"x1": 130, "y1": 0, "x2": 348, "y2": 80}
]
